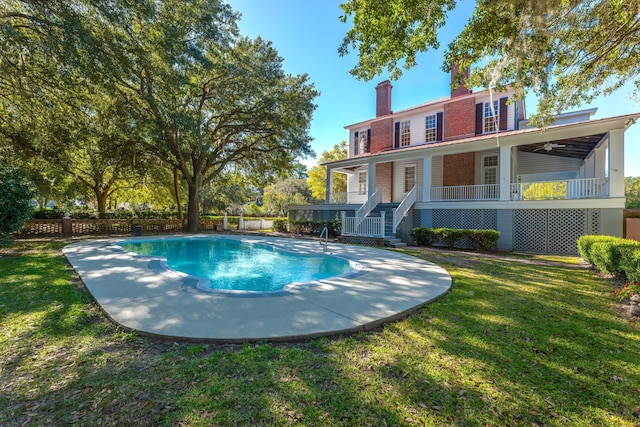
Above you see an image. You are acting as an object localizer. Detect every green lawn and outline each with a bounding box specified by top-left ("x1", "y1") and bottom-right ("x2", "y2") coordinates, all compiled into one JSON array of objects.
[{"x1": 1, "y1": 241, "x2": 639, "y2": 426}]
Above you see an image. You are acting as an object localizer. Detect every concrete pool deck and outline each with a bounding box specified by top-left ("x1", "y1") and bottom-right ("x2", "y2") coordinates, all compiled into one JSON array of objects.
[{"x1": 63, "y1": 234, "x2": 452, "y2": 342}]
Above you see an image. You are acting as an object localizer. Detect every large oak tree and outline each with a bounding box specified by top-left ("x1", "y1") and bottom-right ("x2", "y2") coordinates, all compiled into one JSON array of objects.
[
  {"x1": 339, "y1": 0, "x2": 640, "y2": 126},
  {"x1": 1, "y1": 0, "x2": 318, "y2": 230}
]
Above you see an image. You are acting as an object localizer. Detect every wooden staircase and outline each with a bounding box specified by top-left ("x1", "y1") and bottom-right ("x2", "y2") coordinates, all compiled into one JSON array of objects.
[{"x1": 367, "y1": 203, "x2": 407, "y2": 248}]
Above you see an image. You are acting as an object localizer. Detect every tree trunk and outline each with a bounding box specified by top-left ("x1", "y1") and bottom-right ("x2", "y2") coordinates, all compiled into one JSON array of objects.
[
  {"x1": 173, "y1": 167, "x2": 183, "y2": 221},
  {"x1": 96, "y1": 190, "x2": 109, "y2": 217},
  {"x1": 186, "y1": 181, "x2": 200, "y2": 232}
]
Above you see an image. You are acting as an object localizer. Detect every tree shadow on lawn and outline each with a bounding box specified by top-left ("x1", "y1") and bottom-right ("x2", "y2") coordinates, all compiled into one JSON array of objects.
[
  {"x1": 382, "y1": 252, "x2": 640, "y2": 425},
  {"x1": 2, "y1": 247, "x2": 640, "y2": 426}
]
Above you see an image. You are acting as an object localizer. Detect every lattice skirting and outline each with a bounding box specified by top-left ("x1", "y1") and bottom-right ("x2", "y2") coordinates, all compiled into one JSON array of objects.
[
  {"x1": 513, "y1": 208, "x2": 600, "y2": 254},
  {"x1": 342, "y1": 236, "x2": 383, "y2": 246}
]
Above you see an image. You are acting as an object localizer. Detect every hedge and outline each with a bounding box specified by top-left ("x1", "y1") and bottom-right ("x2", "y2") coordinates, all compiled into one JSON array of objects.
[
  {"x1": 278, "y1": 219, "x2": 341, "y2": 237},
  {"x1": 577, "y1": 235, "x2": 640, "y2": 280},
  {"x1": 410, "y1": 227, "x2": 500, "y2": 252}
]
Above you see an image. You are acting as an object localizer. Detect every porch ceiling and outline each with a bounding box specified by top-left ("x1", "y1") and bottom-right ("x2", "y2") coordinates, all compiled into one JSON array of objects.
[{"x1": 517, "y1": 133, "x2": 606, "y2": 159}]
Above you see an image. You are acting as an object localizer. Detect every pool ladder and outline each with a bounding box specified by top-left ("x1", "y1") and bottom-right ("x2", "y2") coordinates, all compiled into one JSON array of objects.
[{"x1": 319, "y1": 226, "x2": 328, "y2": 252}]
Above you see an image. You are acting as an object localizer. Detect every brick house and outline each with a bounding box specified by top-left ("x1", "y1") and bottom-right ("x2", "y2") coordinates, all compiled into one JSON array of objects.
[{"x1": 290, "y1": 71, "x2": 640, "y2": 253}]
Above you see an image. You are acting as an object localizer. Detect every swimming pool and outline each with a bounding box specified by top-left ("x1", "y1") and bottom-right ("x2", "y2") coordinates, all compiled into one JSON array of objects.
[
  {"x1": 119, "y1": 236, "x2": 356, "y2": 293},
  {"x1": 63, "y1": 235, "x2": 452, "y2": 341}
]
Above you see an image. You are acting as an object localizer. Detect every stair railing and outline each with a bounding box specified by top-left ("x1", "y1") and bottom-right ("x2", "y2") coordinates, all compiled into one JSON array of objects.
[
  {"x1": 354, "y1": 187, "x2": 382, "y2": 229},
  {"x1": 392, "y1": 185, "x2": 419, "y2": 233}
]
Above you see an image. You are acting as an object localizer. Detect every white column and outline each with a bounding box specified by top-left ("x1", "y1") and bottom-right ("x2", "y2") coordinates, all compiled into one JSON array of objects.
[
  {"x1": 499, "y1": 144, "x2": 512, "y2": 200},
  {"x1": 325, "y1": 166, "x2": 333, "y2": 203},
  {"x1": 422, "y1": 155, "x2": 431, "y2": 202},
  {"x1": 609, "y1": 129, "x2": 625, "y2": 198},
  {"x1": 594, "y1": 141, "x2": 606, "y2": 178},
  {"x1": 367, "y1": 161, "x2": 375, "y2": 197}
]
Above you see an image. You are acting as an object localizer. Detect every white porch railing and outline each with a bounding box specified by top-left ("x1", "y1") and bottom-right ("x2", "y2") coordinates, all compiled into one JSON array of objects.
[
  {"x1": 341, "y1": 213, "x2": 385, "y2": 238},
  {"x1": 393, "y1": 185, "x2": 420, "y2": 232},
  {"x1": 328, "y1": 191, "x2": 369, "y2": 204},
  {"x1": 510, "y1": 177, "x2": 609, "y2": 200},
  {"x1": 431, "y1": 184, "x2": 500, "y2": 201}
]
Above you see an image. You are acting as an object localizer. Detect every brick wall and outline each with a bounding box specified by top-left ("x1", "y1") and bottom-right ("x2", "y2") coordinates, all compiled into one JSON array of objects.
[
  {"x1": 375, "y1": 162, "x2": 393, "y2": 203},
  {"x1": 443, "y1": 153, "x2": 475, "y2": 186},
  {"x1": 444, "y1": 97, "x2": 476, "y2": 141},
  {"x1": 370, "y1": 117, "x2": 393, "y2": 154}
]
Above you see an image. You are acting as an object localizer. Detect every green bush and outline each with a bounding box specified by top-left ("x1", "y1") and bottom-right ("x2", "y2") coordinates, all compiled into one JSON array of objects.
[
  {"x1": 577, "y1": 235, "x2": 620, "y2": 265},
  {"x1": 589, "y1": 239, "x2": 640, "y2": 278},
  {"x1": 619, "y1": 247, "x2": 640, "y2": 282},
  {"x1": 467, "y1": 229, "x2": 500, "y2": 251},
  {"x1": 410, "y1": 227, "x2": 500, "y2": 251},
  {"x1": 272, "y1": 219, "x2": 289, "y2": 233},
  {"x1": 32, "y1": 209, "x2": 65, "y2": 219},
  {"x1": 436, "y1": 228, "x2": 467, "y2": 249},
  {"x1": 410, "y1": 227, "x2": 436, "y2": 246},
  {"x1": 288, "y1": 219, "x2": 339, "y2": 237},
  {"x1": 0, "y1": 163, "x2": 34, "y2": 246}
]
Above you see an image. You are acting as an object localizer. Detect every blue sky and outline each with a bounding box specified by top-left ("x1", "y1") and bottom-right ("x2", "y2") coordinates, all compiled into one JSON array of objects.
[{"x1": 228, "y1": 0, "x2": 640, "y2": 177}]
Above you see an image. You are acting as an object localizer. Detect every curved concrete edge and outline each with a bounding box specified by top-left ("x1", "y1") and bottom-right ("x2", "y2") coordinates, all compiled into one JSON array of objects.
[{"x1": 62, "y1": 234, "x2": 453, "y2": 343}]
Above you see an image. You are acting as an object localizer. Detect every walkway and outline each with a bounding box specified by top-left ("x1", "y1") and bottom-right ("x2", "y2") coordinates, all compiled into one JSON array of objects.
[{"x1": 63, "y1": 235, "x2": 452, "y2": 342}]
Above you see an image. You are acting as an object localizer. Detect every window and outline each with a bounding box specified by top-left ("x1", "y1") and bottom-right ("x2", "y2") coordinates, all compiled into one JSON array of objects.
[
  {"x1": 484, "y1": 100, "x2": 499, "y2": 133},
  {"x1": 354, "y1": 129, "x2": 370, "y2": 154},
  {"x1": 404, "y1": 166, "x2": 416, "y2": 193},
  {"x1": 482, "y1": 155, "x2": 498, "y2": 185},
  {"x1": 358, "y1": 171, "x2": 367, "y2": 195},
  {"x1": 400, "y1": 120, "x2": 411, "y2": 146},
  {"x1": 425, "y1": 114, "x2": 437, "y2": 142}
]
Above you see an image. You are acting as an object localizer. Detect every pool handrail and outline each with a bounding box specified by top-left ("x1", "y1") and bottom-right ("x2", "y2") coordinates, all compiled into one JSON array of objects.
[{"x1": 319, "y1": 226, "x2": 328, "y2": 252}]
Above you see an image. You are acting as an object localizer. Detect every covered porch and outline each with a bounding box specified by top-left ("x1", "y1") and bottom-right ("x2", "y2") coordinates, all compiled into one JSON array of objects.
[{"x1": 325, "y1": 118, "x2": 628, "y2": 208}]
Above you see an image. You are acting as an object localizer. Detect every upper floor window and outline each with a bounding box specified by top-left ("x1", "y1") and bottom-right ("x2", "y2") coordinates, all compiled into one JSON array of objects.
[
  {"x1": 476, "y1": 97, "x2": 508, "y2": 135},
  {"x1": 425, "y1": 114, "x2": 437, "y2": 142},
  {"x1": 484, "y1": 100, "x2": 499, "y2": 133},
  {"x1": 354, "y1": 129, "x2": 370, "y2": 155},
  {"x1": 400, "y1": 120, "x2": 411, "y2": 146}
]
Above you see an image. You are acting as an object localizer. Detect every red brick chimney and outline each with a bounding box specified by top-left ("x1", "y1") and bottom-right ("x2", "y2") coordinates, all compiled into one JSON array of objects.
[
  {"x1": 375, "y1": 80, "x2": 392, "y2": 117},
  {"x1": 450, "y1": 64, "x2": 471, "y2": 98}
]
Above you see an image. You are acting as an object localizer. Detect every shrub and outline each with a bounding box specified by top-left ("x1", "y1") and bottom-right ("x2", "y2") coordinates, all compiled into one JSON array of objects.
[
  {"x1": 619, "y1": 246, "x2": 640, "y2": 282},
  {"x1": 589, "y1": 239, "x2": 640, "y2": 278},
  {"x1": 577, "y1": 235, "x2": 619, "y2": 265},
  {"x1": 467, "y1": 229, "x2": 500, "y2": 251},
  {"x1": 410, "y1": 227, "x2": 436, "y2": 246},
  {"x1": 411, "y1": 227, "x2": 500, "y2": 251},
  {"x1": 0, "y1": 163, "x2": 34, "y2": 246},
  {"x1": 272, "y1": 219, "x2": 289, "y2": 233},
  {"x1": 434, "y1": 228, "x2": 466, "y2": 249}
]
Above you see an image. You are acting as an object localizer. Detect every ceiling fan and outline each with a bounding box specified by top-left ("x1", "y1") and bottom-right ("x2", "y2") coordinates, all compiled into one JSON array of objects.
[{"x1": 534, "y1": 141, "x2": 567, "y2": 152}]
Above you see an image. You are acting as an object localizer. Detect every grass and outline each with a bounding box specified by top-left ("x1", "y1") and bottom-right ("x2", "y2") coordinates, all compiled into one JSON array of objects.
[{"x1": 1, "y1": 240, "x2": 639, "y2": 426}]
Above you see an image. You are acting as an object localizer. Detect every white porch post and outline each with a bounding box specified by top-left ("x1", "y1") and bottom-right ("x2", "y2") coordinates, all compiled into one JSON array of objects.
[
  {"x1": 499, "y1": 144, "x2": 512, "y2": 200},
  {"x1": 367, "y1": 161, "x2": 375, "y2": 197},
  {"x1": 609, "y1": 129, "x2": 625, "y2": 197},
  {"x1": 325, "y1": 166, "x2": 333, "y2": 203},
  {"x1": 422, "y1": 155, "x2": 431, "y2": 202},
  {"x1": 594, "y1": 142, "x2": 607, "y2": 178}
]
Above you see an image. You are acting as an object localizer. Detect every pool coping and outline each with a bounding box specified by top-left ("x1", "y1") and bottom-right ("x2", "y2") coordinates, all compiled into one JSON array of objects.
[{"x1": 62, "y1": 234, "x2": 453, "y2": 343}]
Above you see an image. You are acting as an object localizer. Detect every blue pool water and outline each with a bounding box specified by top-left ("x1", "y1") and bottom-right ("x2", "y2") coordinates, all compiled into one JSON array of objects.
[{"x1": 119, "y1": 238, "x2": 353, "y2": 292}]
